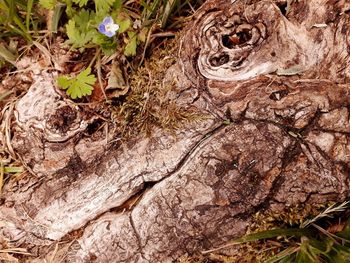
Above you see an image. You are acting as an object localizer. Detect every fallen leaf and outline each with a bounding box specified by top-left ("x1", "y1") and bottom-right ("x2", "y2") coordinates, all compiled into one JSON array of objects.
[{"x1": 106, "y1": 64, "x2": 129, "y2": 98}]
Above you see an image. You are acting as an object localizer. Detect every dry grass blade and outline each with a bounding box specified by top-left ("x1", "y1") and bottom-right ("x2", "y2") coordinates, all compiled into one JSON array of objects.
[
  {"x1": 202, "y1": 241, "x2": 241, "y2": 254},
  {"x1": 0, "y1": 247, "x2": 32, "y2": 255},
  {"x1": 47, "y1": 242, "x2": 59, "y2": 263},
  {"x1": 161, "y1": 0, "x2": 176, "y2": 28},
  {"x1": 0, "y1": 161, "x2": 3, "y2": 193},
  {"x1": 1, "y1": 102, "x2": 16, "y2": 158},
  {"x1": 202, "y1": 228, "x2": 313, "y2": 254},
  {"x1": 311, "y1": 223, "x2": 350, "y2": 244},
  {"x1": 95, "y1": 52, "x2": 107, "y2": 101},
  {"x1": 301, "y1": 201, "x2": 350, "y2": 228},
  {"x1": 33, "y1": 40, "x2": 55, "y2": 68},
  {"x1": 42, "y1": 240, "x2": 77, "y2": 263},
  {"x1": 0, "y1": 90, "x2": 13, "y2": 102}
]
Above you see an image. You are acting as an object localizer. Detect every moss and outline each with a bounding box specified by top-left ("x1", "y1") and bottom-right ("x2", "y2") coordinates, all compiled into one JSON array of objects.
[
  {"x1": 249, "y1": 203, "x2": 329, "y2": 232},
  {"x1": 108, "y1": 37, "x2": 201, "y2": 139}
]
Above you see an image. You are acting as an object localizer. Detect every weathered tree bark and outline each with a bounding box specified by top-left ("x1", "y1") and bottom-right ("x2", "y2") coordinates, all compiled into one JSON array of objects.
[{"x1": 1, "y1": 0, "x2": 350, "y2": 262}]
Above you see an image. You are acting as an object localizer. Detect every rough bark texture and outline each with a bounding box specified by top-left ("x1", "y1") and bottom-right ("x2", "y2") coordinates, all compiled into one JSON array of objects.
[{"x1": 1, "y1": 0, "x2": 350, "y2": 262}]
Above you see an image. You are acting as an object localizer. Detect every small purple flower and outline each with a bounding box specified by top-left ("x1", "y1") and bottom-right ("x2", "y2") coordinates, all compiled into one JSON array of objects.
[{"x1": 98, "y1": 16, "x2": 119, "y2": 37}]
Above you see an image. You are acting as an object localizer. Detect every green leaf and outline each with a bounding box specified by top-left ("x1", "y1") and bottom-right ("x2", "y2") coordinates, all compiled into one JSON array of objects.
[
  {"x1": 57, "y1": 76, "x2": 72, "y2": 89},
  {"x1": 124, "y1": 31, "x2": 137, "y2": 56},
  {"x1": 65, "y1": 9, "x2": 97, "y2": 48},
  {"x1": 140, "y1": 0, "x2": 160, "y2": 19},
  {"x1": 161, "y1": 0, "x2": 176, "y2": 28},
  {"x1": 295, "y1": 241, "x2": 318, "y2": 263},
  {"x1": 0, "y1": 43, "x2": 16, "y2": 66},
  {"x1": 329, "y1": 245, "x2": 350, "y2": 263},
  {"x1": 268, "y1": 247, "x2": 298, "y2": 263},
  {"x1": 278, "y1": 253, "x2": 297, "y2": 263},
  {"x1": 66, "y1": 20, "x2": 81, "y2": 43},
  {"x1": 39, "y1": 0, "x2": 56, "y2": 9},
  {"x1": 332, "y1": 243, "x2": 350, "y2": 257},
  {"x1": 73, "y1": 0, "x2": 88, "y2": 7},
  {"x1": 203, "y1": 227, "x2": 316, "y2": 255},
  {"x1": 337, "y1": 223, "x2": 350, "y2": 240},
  {"x1": 8, "y1": 0, "x2": 15, "y2": 23},
  {"x1": 57, "y1": 68, "x2": 96, "y2": 99},
  {"x1": 26, "y1": 0, "x2": 34, "y2": 31},
  {"x1": 113, "y1": 0, "x2": 123, "y2": 9},
  {"x1": 101, "y1": 42, "x2": 117, "y2": 56},
  {"x1": 94, "y1": 0, "x2": 114, "y2": 13},
  {"x1": 0, "y1": 0, "x2": 32, "y2": 41},
  {"x1": 50, "y1": 3, "x2": 65, "y2": 32},
  {"x1": 116, "y1": 18, "x2": 131, "y2": 33},
  {"x1": 138, "y1": 27, "x2": 148, "y2": 42},
  {"x1": 295, "y1": 250, "x2": 314, "y2": 263},
  {"x1": 75, "y1": 8, "x2": 92, "y2": 25},
  {"x1": 92, "y1": 34, "x2": 117, "y2": 55}
]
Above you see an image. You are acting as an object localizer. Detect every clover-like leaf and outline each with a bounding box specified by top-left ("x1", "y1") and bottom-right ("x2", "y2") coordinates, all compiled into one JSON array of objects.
[
  {"x1": 72, "y1": 0, "x2": 88, "y2": 7},
  {"x1": 124, "y1": 31, "x2": 137, "y2": 56},
  {"x1": 57, "y1": 67, "x2": 96, "y2": 99},
  {"x1": 116, "y1": 18, "x2": 131, "y2": 33},
  {"x1": 66, "y1": 9, "x2": 97, "y2": 49},
  {"x1": 39, "y1": 0, "x2": 56, "y2": 9},
  {"x1": 95, "y1": 0, "x2": 114, "y2": 13}
]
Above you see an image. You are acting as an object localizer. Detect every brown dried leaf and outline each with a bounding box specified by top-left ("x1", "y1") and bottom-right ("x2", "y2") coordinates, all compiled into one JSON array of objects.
[{"x1": 106, "y1": 64, "x2": 129, "y2": 98}]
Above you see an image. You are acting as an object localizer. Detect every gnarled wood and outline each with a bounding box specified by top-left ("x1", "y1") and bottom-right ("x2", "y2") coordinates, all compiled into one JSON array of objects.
[{"x1": 1, "y1": 0, "x2": 350, "y2": 262}]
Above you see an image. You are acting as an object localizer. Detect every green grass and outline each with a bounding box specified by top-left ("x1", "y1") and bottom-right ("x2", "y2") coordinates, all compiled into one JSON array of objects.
[
  {"x1": 202, "y1": 202, "x2": 350, "y2": 263},
  {"x1": 0, "y1": 0, "x2": 42, "y2": 41}
]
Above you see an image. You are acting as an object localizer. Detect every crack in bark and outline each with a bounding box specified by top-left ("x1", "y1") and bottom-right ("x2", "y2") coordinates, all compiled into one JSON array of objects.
[
  {"x1": 44, "y1": 121, "x2": 227, "y2": 249},
  {"x1": 129, "y1": 213, "x2": 145, "y2": 260}
]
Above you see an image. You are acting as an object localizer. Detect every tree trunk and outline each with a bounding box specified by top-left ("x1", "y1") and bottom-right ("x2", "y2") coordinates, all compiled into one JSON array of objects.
[{"x1": 1, "y1": 0, "x2": 350, "y2": 262}]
